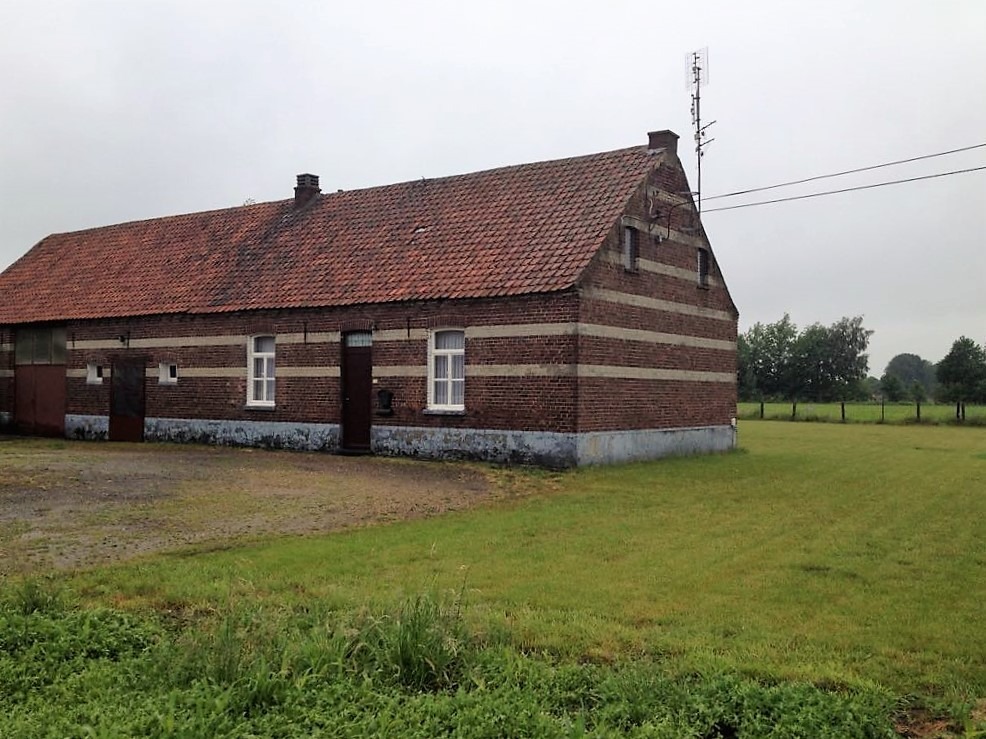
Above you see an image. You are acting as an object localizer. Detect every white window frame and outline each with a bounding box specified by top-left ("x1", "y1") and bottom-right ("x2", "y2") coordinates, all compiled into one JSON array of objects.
[
  {"x1": 427, "y1": 329, "x2": 465, "y2": 412},
  {"x1": 247, "y1": 335, "x2": 276, "y2": 407},
  {"x1": 86, "y1": 362, "x2": 103, "y2": 385},
  {"x1": 158, "y1": 362, "x2": 178, "y2": 385}
]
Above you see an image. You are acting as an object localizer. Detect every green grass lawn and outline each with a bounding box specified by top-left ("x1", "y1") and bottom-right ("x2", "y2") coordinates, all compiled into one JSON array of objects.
[
  {"x1": 62, "y1": 422, "x2": 986, "y2": 708},
  {"x1": 738, "y1": 400, "x2": 986, "y2": 424}
]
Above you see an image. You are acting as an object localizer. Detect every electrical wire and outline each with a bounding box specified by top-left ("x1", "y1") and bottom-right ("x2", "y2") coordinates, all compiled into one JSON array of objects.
[
  {"x1": 703, "y1": 142, "x2": 986, "y2": 201},
  {"x1": 701, "y1": 166, "x2": 986, "y2": 213}
]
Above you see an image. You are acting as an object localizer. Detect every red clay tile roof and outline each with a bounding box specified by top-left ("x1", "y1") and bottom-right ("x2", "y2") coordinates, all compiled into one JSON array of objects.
[{"x1": 0, "y1": 144, "x2": 668, "y2": 324}]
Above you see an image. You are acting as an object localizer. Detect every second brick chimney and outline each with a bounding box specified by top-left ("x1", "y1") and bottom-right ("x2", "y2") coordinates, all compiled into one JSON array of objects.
[
  {"x1": 647, "y1": 130, "x2": 678, "y2": 155},
  {"x1": 294, "y1": 173, "x2": 321, "y2": 208}
]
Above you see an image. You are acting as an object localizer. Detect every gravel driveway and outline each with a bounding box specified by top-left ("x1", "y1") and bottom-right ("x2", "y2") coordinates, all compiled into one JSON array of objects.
[{"x1": 0, "y1": 437, "x2": 497, "y2": 574}]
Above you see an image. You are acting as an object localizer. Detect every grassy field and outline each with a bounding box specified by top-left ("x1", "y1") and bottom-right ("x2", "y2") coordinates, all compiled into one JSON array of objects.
[
  {"x1": 738, "y1": 400, "x2": 986, "y2": 424},
  {"x1": 4, "y1": 423, "x2": 986, "y2": 735}
]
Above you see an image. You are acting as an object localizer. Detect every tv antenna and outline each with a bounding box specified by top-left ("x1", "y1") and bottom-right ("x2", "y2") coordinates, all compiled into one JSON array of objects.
[{"x1": 687, "y1": 48, "x2": 715, "y2": 213}]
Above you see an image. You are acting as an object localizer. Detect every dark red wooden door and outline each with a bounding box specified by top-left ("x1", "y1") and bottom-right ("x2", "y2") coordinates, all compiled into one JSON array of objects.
[
  {"x1": 14, "y1": 365, "x2": 66, "y2": 437},
  {"x1": 341, "y1": 332, "x2": 372, "y2": 453},
  {"x1": 109, "y1": 360, "x2": 145, "y2": 442}
]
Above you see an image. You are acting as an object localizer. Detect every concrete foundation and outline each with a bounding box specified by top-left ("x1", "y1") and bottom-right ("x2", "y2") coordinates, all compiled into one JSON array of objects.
[{"x1": 59, "y1": 415, "x2": 736, "y2": 467}]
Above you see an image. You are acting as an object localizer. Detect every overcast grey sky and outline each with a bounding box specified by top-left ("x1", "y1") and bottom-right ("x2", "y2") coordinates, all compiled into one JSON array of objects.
[{"x1": 1, "y1": 0, "x2": 984, "y2": 375}]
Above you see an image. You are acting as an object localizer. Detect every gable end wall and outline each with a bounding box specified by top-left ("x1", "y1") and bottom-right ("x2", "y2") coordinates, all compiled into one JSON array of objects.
[{"x1": 573, "y1": 159, "x2": 738, "y2": 463}]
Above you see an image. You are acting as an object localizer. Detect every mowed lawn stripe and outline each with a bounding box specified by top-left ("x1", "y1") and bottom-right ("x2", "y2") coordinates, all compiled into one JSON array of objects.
[{"x1": 71, "y1": 422, "x2": 986, "y2": 701}]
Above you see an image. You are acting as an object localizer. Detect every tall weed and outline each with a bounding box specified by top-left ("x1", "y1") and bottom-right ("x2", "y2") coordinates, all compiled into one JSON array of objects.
[{"x1": 350, "y1": 593, "x2": 471, "y2": 692}]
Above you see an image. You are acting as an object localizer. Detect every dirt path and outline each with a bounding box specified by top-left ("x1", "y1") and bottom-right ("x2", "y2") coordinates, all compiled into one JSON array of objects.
[{"x1": 0, "y1": 437, "x2": 502, "y2": 574}]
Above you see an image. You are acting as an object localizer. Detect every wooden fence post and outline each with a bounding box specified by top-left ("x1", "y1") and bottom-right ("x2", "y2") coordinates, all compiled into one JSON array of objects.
[
  {"x1": 841, "y1": 401, "x2": 846, "y2": 423},
  {"x1": 791, "y1": 401, "x2": 797, "y2": 420},
  {"x1": 881, "y1": 399, "x2": 885, "y2": 423},
  {"x1": 916, "y1": 399, "x2": 921, "y2": 422},
  {"x1": 759, "y1": 400, "x2": 764, "y2": 419}
]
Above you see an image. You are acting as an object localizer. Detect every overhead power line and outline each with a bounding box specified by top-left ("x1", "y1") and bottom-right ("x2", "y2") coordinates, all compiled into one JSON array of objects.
[
  {"x1": 703, "y1": 142, "x2": 986, "y2": 202},
  {"x1": 701, "y1": 165, "x2": 986, "y2": 213}
]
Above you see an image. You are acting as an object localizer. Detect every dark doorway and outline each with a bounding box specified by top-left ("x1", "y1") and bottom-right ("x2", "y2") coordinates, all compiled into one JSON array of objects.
[
  {"x1": 341, "y1": 331, "x2": 372, "y2": 453},
  {"x1": 14, "y1": 365, "x2": 66, "y2": 437},
  {"x1": 109, "y1": 359, "x2": 146, "y2": 442}
]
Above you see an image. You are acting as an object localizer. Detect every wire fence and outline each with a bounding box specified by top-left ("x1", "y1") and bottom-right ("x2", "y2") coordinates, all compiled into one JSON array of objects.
[{"x1": 737, "y1": 401, "x2": 986, "y2": 425}]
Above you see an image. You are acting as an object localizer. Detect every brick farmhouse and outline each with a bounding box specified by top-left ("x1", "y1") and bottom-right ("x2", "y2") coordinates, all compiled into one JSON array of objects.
[{"x1": 0, "y1": 130, "x2": 738, "y2": 467}]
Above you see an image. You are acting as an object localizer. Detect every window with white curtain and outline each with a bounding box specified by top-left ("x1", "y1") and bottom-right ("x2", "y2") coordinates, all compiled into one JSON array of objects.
[
  {"x1": 428, "y1": 330, "x2": 465, "y2": 411},
  {"x1": 247, "y1": 336, "x2": 275, "y2": 407}
]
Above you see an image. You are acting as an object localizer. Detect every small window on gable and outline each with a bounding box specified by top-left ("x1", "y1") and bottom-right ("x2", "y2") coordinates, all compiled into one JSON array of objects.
[
  {"x1": 86, "y1": 363, "x2": 104, "y2": 385},
  {"x1": 623, "y1": 226, "x2": 639, "y2": 272},
  {"x1": 428, "y1": 330, "x2": 465, "y2": 412},
  {"x1": 159, "y1": 362, "x2": 178, "y2": 385},
  {"x1": 697, "y1": 248, "x2": 710, "y2": 288}
]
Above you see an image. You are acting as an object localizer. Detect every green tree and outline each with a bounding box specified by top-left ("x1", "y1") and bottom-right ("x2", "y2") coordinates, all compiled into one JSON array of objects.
[
  {"x1": 736, "y1": 334, "x2": 757, "y2": 401},
  {"x1": 861, "y1": 376, "x2": 881, "y2": 399},
  {"x1": 740, "y1": 314, "x2": 798, "y2": 400},
  {"x1": 789, "y1": 316, "x2": 872, "y2": 402},
  {"x1": 884, "y1": 353, "x2": 936, "y2": 398},
  {"x1": 879, "y1": 373, "x2": 906, "y2": 401},
  {"x1": 823, "y1": 315, "x2": 873, "y2": 401},
  {"x1": 936, "y1": 337, "x2": 986, "y2": 413},
  {"x1": 738, "y1": 314, "x2": 872, "y2": 402}
]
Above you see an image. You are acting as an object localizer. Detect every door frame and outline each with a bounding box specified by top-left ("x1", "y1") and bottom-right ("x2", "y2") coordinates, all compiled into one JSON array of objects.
[{"x1": 340, "y1": 331, "x2": 373, "y2": 453}]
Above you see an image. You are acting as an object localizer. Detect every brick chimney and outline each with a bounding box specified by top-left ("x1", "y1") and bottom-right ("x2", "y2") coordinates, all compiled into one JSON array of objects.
[
  {"x1": 294, "y1": 173, "x2": 320, "y2": 208},
  {"x1": 647, "y1": 130, "x2": 678, "y2": 155}
]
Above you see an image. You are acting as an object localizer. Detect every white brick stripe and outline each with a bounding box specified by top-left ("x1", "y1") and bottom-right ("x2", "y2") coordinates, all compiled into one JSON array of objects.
[
  {"x1": 579, "y1": 324, "x2": 732, "y2": 351},
  {"x1": 66, "y1": 368, "x2": 112, "y2": 379},
  {"x1": 582, "y1": 287, "x2": 733, "y2": 322},
  {"x1": 601, "y1": 251, "x2": 718, "y2": 287},
  {"x1": 62, "y1": 322, "x2": 729, "y2": 351},
  {"x1": 465, "y1": 323, "x2": 576, "y2": 339},
  {"x1": 468, "y1": 364, "x2": 732, "y2": 382},
  {"x1": 374, "y1": 328, "x2": 430, "y2": 342},
  {"x1": 467, "y1": 364, "x2": 573, "y2": 377},
  {"x1": 276, "y1": 366, "x2": 341, "y2": 378},
  {"x1": 58, "y1": 363, "x2": 730, "y2": 383},
  {"x1": 71, "y1": 332, "x2": 342, "y2": 351},
  {"x1": 577, "y1": 364, "x2": 734, "y2": 383},
  {"x1": 374, "y1": 366, "x2": 427, "y2": 378},
  {"x1": 0, "y1": 369, "x2": 13, "y2": 378},
  {"x1": 0, "y1": 342, "x2": 12, "y2": 353}
]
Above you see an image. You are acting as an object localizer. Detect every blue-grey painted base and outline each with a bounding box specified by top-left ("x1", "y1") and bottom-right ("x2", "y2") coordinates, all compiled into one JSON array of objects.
[
  {"x1": 145, "y1": 417, "x2": 340, "y2": 451},
  {"x1": 574, "y1": 424, "x2": 737, "y2": 465},
  {"x1": 61, "y1": 415, "x2": 736, "y2": 467},
  {"x1": 66, "y1": 414, "x2": 109, "y2": 440},
  {"x1": 371, "y1": 425, "x2": 577, "y2": 468},
  {"x1": 372, "y1": 423, "x2": 737, "y2": 467}
]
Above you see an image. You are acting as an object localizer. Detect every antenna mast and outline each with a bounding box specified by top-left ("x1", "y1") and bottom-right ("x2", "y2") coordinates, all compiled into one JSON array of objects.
[{"x1": 687, "y1": 48, "x2": 715, "y2": 213}]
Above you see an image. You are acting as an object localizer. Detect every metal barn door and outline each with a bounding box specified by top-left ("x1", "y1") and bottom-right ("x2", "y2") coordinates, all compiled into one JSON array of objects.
[{"x1": 14, "y1": 365, "x2": 66, "y2": 437}]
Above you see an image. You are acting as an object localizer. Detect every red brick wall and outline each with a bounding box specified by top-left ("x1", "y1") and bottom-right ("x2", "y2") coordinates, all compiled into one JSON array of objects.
[
  {"x1": 58, "y1": 292, "x2": 581, "y2": 434},
  {"x1": 574, "y1": 159, "x2": 738, "y2": 433}
]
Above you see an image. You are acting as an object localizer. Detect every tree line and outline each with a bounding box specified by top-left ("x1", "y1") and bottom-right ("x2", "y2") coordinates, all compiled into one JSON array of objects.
[{"x1": 738, "y1": 315, "x2": 986, "y2": 408}]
